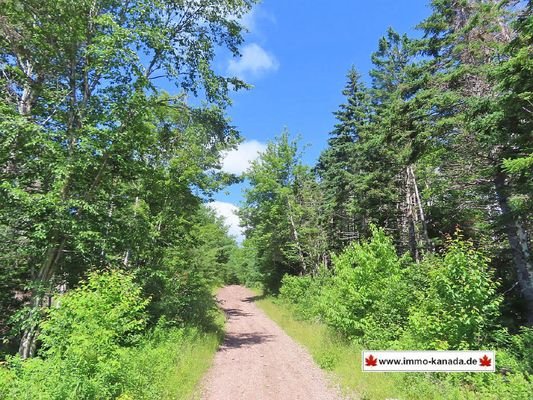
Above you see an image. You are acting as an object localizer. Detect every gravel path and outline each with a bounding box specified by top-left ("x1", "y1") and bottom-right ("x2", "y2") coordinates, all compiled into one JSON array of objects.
[{"x1": 200, "y1": 285, "x2": 342, "y2": 400}]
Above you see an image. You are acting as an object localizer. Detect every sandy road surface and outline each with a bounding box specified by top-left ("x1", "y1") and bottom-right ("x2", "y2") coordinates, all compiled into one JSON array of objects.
[{"x1": 201, "y1": 285, "x2": 343, "y2": 400}]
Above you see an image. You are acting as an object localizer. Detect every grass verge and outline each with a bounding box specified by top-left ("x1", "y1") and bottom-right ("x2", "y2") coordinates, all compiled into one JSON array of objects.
[
  {"x1": 119, "y1": 325, "x2": 222, "y2": 400},
  {"x1": 0, "y1": 311, "x2": 224, "y2": 400},
  {"x1": 255, "y1": 296, "x2": 480, "y2": 400},
  {"x1": 115, "y1": 305, "x2": 225, "y2": 400}
]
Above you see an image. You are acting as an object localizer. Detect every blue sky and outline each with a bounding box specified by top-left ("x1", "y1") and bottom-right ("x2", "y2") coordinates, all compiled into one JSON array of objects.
[{"x1": 209, "y1": 0, "x2": 432, "y2": 240}]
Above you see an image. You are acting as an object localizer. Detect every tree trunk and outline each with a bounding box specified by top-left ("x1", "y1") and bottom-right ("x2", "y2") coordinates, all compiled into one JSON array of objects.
[
  {"x1": 405, "y1": 168, "x2": 418, "y2": 260},
  {"x1": 287, "y1": 200, "x2": 307, "y2": 274},
  {"x1": 123, "y1": 196, "x2": 140, "y2": 267},
  {"x1": 18, "y1": 321, "x2": 39, "y2": 359},
  {"x1": 18, "y1": 61, "x2": 34, "y2": 116},
  {"x1": 494, "y1": 170, "x2": 533, "y2": 326},
  {"x1": 408, "y1": 166, "x2": 432, "y2": 252},
  {"x1": 402, "y1": 165, "x2": 432, "y2": 261},
  {"x1": 18, "y1": 237, "x2": 67, "y2": 358}
]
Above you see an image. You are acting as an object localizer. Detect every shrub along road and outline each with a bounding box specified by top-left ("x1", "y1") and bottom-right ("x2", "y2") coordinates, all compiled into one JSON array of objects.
[{"x1": 200, "y1": 285, "x2": 344, "y2": 400}]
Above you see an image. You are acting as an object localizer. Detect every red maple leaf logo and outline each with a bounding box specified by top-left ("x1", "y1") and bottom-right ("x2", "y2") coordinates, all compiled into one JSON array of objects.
[
  {"x1": 480, "y1": 355, "x2": 492, "y2": 367},
  {"x1": 365, "y1": 354, "x2": 378, "y2": 367}
]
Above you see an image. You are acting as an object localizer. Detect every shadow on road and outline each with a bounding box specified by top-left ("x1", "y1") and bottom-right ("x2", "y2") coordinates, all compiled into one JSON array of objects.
[
  {"x1": 221, "y1": 332, "x2": 274, "y2": 349},
  {"x1": 223, "y1": 308, "x2": 252, "y2": 318},
  {"x1": 242, "y1": 294, "x2": 266, "y2": 303}
]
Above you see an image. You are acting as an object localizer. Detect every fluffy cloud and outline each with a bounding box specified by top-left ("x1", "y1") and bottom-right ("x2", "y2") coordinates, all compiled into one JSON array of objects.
[
  {"x1": 240, "y1": 7, "x2": 257, "y2": 32},
  {"x1": 227, "y1": 43, "x2": 279, "y2": 78},
  {"x1": 221, "y1": 140, "x2": 266, "y2": 175},
  {"x1": 208, "y1": 201, "x2": 243, "y2": 242}
]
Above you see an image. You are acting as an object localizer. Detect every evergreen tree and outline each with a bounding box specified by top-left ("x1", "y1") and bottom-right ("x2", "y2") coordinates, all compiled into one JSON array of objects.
[
  {"x1": 418, "y1": 0, "x2": 533, "y2": 324},
  {"x1": 317, "y1": 67, "x2": 371, "y2": 252}
]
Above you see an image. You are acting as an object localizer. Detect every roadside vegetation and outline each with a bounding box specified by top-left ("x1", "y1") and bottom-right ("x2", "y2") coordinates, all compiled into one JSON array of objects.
[
  {"x1": 235, "y1": 1, "x2": 532, "y2": 398},
  {"x1": 254, "y1": 229, "x2": 532, "y2": 399},
  {"x1": 0, "y1": 271, "x2": 225, "y2": 400},
  {"x1": 0, "y1": 0, "x2": 531, "y2": 399},
  {"x1": 0, "y1": 0, "x2": 253, "y2": 398},
  {"x1": 256, "y1": 296, "x2": 460, "y2": 400}
]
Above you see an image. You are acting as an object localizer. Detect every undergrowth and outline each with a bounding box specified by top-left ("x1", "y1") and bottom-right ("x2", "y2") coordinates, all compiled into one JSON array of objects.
[
  {"x1": 0, "y1": 271, "x2": 223, "y2": 400},
  {"x1": 257, "y1": 228, "x2": 532, "y2": 399},
  {"x1": 256, "y1": 296, "x2": 532, "y2": 400}
]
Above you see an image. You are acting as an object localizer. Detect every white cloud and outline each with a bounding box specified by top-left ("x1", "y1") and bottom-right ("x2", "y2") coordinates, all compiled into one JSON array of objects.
[
  {"x1": 240, "y1": 7, "x2": 257, "y2": 32},
  {"x1": 235, "y1": 5, "x2": 276, "y2": 35},
  {"x1": 221, "y1": 140, "x2": 266, "y2": 175},
  {"x1": 244, "y1": 4, "x2": 277, "y2": 33},
  {"x1": 208, "y1": 201, "x2": 243, "y2": 242},
  {"x1": 227, "y1": 43, "x2": 279, "y2": 78}
]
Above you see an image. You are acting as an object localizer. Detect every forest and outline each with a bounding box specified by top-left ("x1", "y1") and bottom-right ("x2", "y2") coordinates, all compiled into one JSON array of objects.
[{"x1": 0, "y1": 0, "x2": 532, "y2": 399}]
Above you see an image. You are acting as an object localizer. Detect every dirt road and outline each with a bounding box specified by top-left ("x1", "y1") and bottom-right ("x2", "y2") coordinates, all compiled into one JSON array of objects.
[{"x1": 200, "y1": 285, "x2": 342, "y2": 400}]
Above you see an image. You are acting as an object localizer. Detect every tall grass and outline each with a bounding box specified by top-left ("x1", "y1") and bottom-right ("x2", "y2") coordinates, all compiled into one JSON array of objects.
[
  {"x1": 255, "y1": 296, "x2": 529, "y2": 400},
  {"x1": 0, "y1": 271, "x2": 225, "y2": 400},
  {"x1": 0, "y1": 325, "x2": 221, "y2": 400},
  {"x1": 118, "y1": 326, "x2": 221, "y2": 400}
]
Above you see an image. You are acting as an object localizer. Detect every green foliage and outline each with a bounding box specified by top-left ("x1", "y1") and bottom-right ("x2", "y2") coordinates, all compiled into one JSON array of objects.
[
  {"x1": 136, "y1": 205, "x2": 236, "y2": 329},
  {"x1": 279, "y1": 229, "x2": 505, "y2": 351},
  {"x1": 320, "y1": 227, "x2": 413, "y2": 347},
  {"x1": 0, "y1": 0, "x2": 251, "y2": 348},
  {"x1": 0, "y1": 325, "x2": 220, "y2": 400},
  {"x1": 258, "y1": 292, "x2": 533, "y2": 400},
  {"x1": 309, "y1": 0, "x2": 533, "y2": 328},
  {"x1": 274, "y1": 227, "x2": 531, "y2": 396},
  {"x1": 405, "y1": 237, "x2": 502, "y2": 349},
  {"x1": 503, "y1": 154, "x2": 533, "y2": 176},
  {"x1": 279, "y1": 274, "x2": 318, "y2": 320},
  {"x1": 190, "y1": 206, "x2": 238, "y2": 286},
  {"x1": 279, "y1": 275, "x2": 314, "y2": 305},
  {"x1": 228, "y1": 241, "x2": 264, "y2": 287},
  {"x1": 0, "y1": 271, "x2": 222, "y2": 399},
  {"x1": 0, "y1": 0, "x2": 531, "y2": 396},
  {"x1": 4, "y1": 270, "x2": 149, "y2": 399},
  {"x1": 240, "y1": 132, "x2": 306, "y2": 292},
  {"x1": 40, "y1": 270, "x2": 148, "y2": 358},
  {"x1": 316, "y1": 67, "x2": 372, "y2": 252},
  {"x1": 0, "y1": 367, "x2": 14, "y2": 399},
  {"x1": 239, "y1": 131, "x2": 329, "y2": 292},
  {"x1": 493, "y1": 326, "x2": 533, "y2": 375},
  {"x1": 116, "y1": 325, "x2": 220, "y2": 400},
  {"x1": 141, "y1": 256, "x2": 217, "y2": 330},
  {"x1": 511, "y1": 327, "x2": 533, "y2": 374}
]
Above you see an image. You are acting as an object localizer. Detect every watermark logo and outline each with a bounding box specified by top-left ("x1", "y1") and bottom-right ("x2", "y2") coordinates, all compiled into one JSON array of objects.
[
  {"x1": 362, "y1": 351, "x2": 495, "y2": 372},
  {"x1": 365, "y1": 354, "x2": 378, "y2": 367},
  {"x1": 479, "y1": 354, "x2": 492, "y2": 367}
]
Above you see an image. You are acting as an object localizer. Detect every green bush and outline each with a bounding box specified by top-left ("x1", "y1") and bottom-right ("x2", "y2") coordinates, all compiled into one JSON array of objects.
[
  {"x1": 279, "y1": 274, "x2": 313, "y2": 304},
  {"x1": 0, "y1": 270, "x2": 150, "y2": 399},
  {"x1": 0, "y1": 366, "x2": 14, "y2": 399},
  {"x1": 279, "y1": 270, "x2": 330, "y2": 320},
  {"x1": 274, "y1": 228, "x2": 532, "y2": 397},
  {"x1": 41, "y1": 270, "x2": 149, "y2": 358},
  {"x1": 509, "y1": 327, "x2": 533, "y2": 374},
  {"x1": 405, "y1": 237, "x2": 502, "y2": 349},
  {"x1": 0, "y1": 270, "x2": 220, "y2": 399},
  {"x1": 141, "y1": 262, "x2": 217, "y2": 330},
  {"x1": 319, "y1": 226, "x2": 413, "y2": 347},
  {"x1": 492, "y1": 326, "x2": 533, "y2": 375},
  {"x1": 442, "y1": 354, "x2": 533, "y2": 400},
  {"x1": 0, "y1": 326, "x2": 219, "y2": 400},
  {"x1": 117, "y1": 325, "x2": 219, "y2": 400},
  {"x1": 136, "y1": 244, "x2": 220, "y2": 330},
  {"x1": 225, "y1": 242, "x2": 263, "y2": 288}
]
